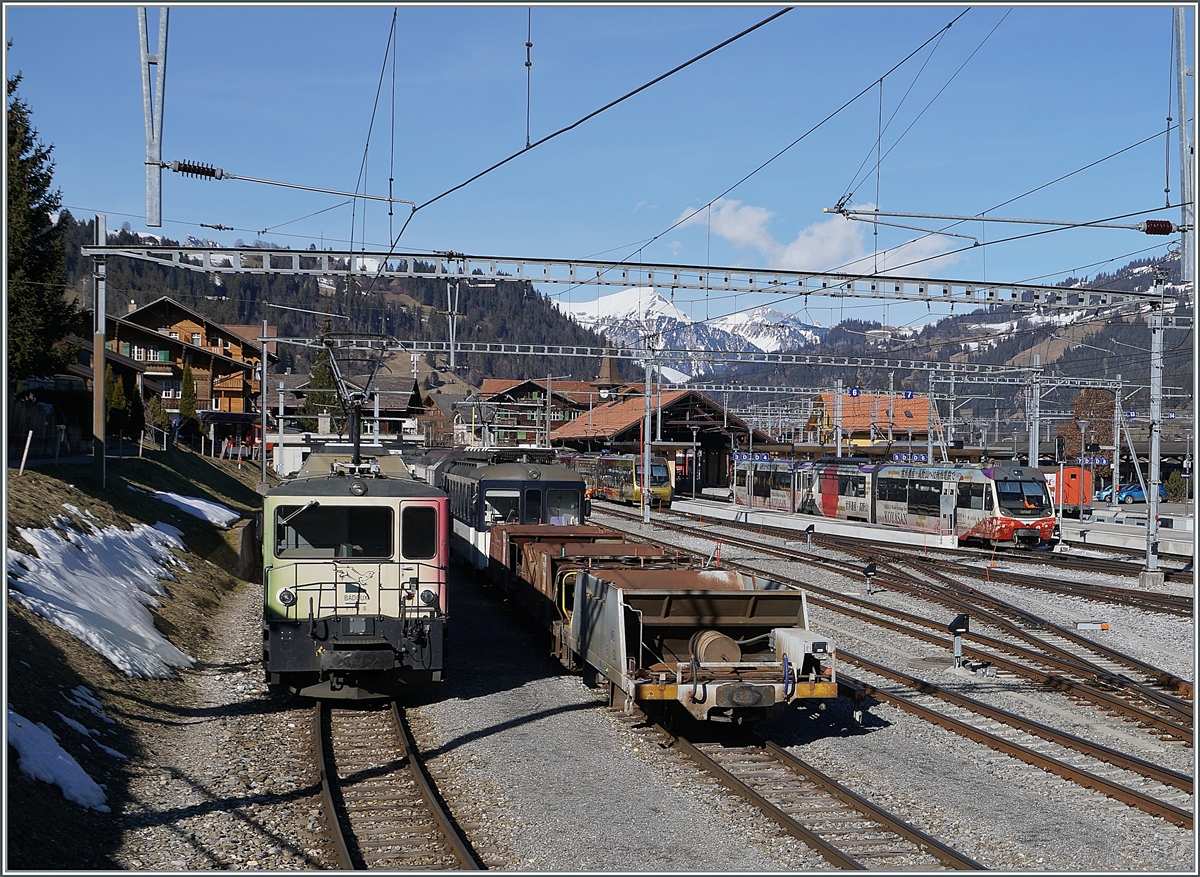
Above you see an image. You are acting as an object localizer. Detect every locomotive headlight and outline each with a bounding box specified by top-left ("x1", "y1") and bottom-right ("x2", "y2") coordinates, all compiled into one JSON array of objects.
[
  {"x1": 418, "y1": 588, "x2": 438, "y2": 606},
  {"x1": 278, "y1": 588, "x2": 297, "y2": 607},
  {"x1": 349, "y1": 479, "x2": 368, "y2": 497}
]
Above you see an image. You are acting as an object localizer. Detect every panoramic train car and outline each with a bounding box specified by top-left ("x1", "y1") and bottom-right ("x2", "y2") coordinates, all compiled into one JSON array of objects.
[
  {"x1": 734, "y1": 459, "x2": 1056, "y2": 548},
  {"x1": 484, "y1": 524, "x2": 841, "y2": 723},
  {"x1": 564, "y1": 452, "x2": 673, "y2": 509},
  {"x1": 443, "y1": 457, "x2": 589, "y2": 572},
  {"x1": 261, "y1": 451, "x2": 449, "y2": 699}
]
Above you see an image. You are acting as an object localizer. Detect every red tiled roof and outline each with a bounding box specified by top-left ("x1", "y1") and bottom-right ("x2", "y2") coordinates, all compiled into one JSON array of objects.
[
  {"x1": 809, "y1": 392, "x2": 939, "y2": 434},
  {"x1": 552, "y1": 390, "x2": 690, "y2": 440}
]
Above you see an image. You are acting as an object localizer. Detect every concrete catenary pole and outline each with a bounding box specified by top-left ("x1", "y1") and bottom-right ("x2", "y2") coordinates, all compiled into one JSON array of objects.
[
  {"x1": 92, "y1": 215, "x2": 107, "y2": 485},
  {"x1": 1175, "y1": 7, "x2": 1193, "y2": 284},
  {"x1": 1143, "y1": 272, "x2": 1166, "y2": 581},
  {"x1": 138, "y1": 8, "x2": 168, "y2": 227}
]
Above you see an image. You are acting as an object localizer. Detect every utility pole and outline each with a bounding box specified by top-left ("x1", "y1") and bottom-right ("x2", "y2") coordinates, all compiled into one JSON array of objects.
[
  {"x1": 888, "y1": 371, "x2": 894, "y2": 444},
  {"x1": 92, "y1": 215, "x2": 107, "y2": 485},
  {"x1": 1142, "y1": 272, "x2": 1167, "y2": 585},
  {"x1": 138, "y1": 7, "x2": 168, "y2": 227},
  {"x1": 447, "y1": 281, "x2": 458, "y2": 372},
  {"x1": 926, "y1": 373, "x2": 934, "y2": 463},
  {"x1": 834, "y1": 378, "x2": 843, "y2": 458},
  {"x1": 642, "y1": 348, "x2": 653, "y2": 524},
  {"x1": 1176, "y1": 6, "x2": 1194, "y2": 283},
  {"x1": 1111, "y1": 377, "x2": 1122, "y2": 505},
  {"x1": 1027, "y1": 354, "x2": 1041, "y2": 466},
  {"x1": 259, "y1": 317, "x2": 268, "y2": 490}
]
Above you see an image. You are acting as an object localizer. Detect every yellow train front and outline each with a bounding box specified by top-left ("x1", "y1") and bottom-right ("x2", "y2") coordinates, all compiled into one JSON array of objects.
[{"x1": 261, "y1": 453, "x2": 449, "y2": 699}]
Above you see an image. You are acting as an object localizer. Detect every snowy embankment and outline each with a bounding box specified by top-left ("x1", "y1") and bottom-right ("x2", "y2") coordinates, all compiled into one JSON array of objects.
[
  {"x1": 129, "y1": 486, "x2": 242, "y2": 528},
  {"x1": 7, "y1": 505, "x2": 196, "y2": 678},
  {"x1": 6, "y1": 495, "x2": 230, "y2": 810}
]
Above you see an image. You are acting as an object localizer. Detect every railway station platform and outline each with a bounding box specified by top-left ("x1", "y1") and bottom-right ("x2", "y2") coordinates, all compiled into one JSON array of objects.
[
  {"x1": 669, "y1": 498, "x2": 959, "y2": 550},
  {"x1": 1058, "y1": 513, "x2": 1194, "y2": 558}
]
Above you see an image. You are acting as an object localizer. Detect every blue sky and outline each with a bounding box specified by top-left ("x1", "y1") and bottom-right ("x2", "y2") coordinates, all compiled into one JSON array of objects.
[{"x1": 4, "y1": 3, "x2": 1194, "y2": 329}]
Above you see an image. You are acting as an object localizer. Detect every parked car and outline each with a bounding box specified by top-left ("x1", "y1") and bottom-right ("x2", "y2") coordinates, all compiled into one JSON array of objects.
[{"x1": 1094, "y1": 483, "x2": 1167, "y2": 504}]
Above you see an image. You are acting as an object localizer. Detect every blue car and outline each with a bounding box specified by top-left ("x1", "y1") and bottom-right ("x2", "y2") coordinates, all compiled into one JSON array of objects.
[{"x1": 1094, "y1": 483, "x2": 1167, "y2": 504}]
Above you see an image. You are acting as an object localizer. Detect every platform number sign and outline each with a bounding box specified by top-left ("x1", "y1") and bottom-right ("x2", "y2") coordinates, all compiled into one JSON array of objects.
[
  {"x1": 848, "y1": 387, "x2": 861, "y2": 398},
  {"x1": 903, "y1": 390, "x2": 915, "y2": 399},
  {"x1": 1126, "y1": 410, "x2": 1137, "y2": 419}
]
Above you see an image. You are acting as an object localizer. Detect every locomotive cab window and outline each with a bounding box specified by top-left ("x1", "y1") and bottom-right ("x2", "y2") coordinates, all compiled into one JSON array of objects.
[
  {"x1": 523, "y1": 489, "x2": 543, "y2": 524},
  {"x1": 401, "y1": 506, "x2": 437, "y2": 560},
  {"x1": 547, "y1": 489, "x2": 581, "y2": 525},
  {"x1": 276, "y1": 504, "x2": 393, "y2": 559},
  {"x1": 484, "y1": 489, "x2": 520, "y2": 526},
  {"x1": 997, "y1": 480, "x2": 1050, "y2": 516}
]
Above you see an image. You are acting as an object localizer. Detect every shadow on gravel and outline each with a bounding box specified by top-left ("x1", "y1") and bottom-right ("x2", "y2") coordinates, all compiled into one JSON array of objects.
[
  {"x1": 397, "y1": 564, "x2": 580, "y2": 713},
  {"x1": 116, "y1": 764, "x2": 326, "y2": 870},
  {"x1": 760, "y1": 690, "x2": 892, "y2": 748}
]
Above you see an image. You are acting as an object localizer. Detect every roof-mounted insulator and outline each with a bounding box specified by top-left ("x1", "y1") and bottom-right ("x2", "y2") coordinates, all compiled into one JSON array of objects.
[
  {"x1": 1139, "y1": 219, "x2": 1176, "y2": 235},
  {"x1": 170, "y1": 160, "x2": 224, "y2": 180}
]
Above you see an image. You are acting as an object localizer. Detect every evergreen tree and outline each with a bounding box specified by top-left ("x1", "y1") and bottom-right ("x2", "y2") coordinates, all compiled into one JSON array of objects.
[
  {"x1": 180, "y1": 362, "x2": 197, "y2": 434},
  {"x1": 145, "y1": 395, "x2": 169, "y2": 434},
  {"x1": 127, "y1": 381, "x2": 145, "y2": 439},
  {"x1": 6, "y1": 66, "x2": 79, "y2": 385},
  {"x1": 301, "y1": 319, "x2": 339, "y2": 430},
  {"x1": 104, "y1": 364, "x2": 127, "y2": 437}
]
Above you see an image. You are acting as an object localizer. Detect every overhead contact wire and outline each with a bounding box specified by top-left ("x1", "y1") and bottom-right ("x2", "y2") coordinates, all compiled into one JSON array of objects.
[{"x1": 365, "y1": 6, "x2": 795, "y2": 294}]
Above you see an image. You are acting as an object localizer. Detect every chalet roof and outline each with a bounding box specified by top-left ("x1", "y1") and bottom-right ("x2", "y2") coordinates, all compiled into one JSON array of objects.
[
  {"x1": 810, "y1": 392, "x2": 938, "y2": 434},
  {"x1": 226, "y1": 323, "x2": 277, "y2": 355},
  {"x1": 550, "y1": 389, "x2": 689, "y2": 440},
  {"x1": 477, "y1": 378, "x2": 601, "y2": 405},
  {"x1": 100, "y1": 312, "x2": 262, "y2": 372},
  {"x1": 552, "y1": 387, "x2": 774, "y2": 445}
]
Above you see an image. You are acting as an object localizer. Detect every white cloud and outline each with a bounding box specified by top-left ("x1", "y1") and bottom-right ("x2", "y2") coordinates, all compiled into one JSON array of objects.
[
  {"x1": 678, "y1": 198, "x2": 776, "y2": 253},
  {"x1": 679, "y1": 198, "x2": 961, "y2": 277}
]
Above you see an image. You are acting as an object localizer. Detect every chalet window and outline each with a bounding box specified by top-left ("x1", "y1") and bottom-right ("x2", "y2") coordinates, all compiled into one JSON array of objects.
[
  {"x1": 191, "y1": 333, "x2": 202, "y2": 345},
  {"x1": 132, "y1": 346, "x2": 144, "y2": 361},
  {"x1": 207, "y1": 335, "x2": 218, "y2": 348},
  {"x1": 169, "y1": 331, "x2": 179, "y2": 340}
]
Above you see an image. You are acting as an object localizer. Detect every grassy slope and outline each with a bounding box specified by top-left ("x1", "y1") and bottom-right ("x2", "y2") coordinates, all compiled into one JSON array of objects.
[{"x1": 5, "y1": 447, "x2": 275, "y2": 869}]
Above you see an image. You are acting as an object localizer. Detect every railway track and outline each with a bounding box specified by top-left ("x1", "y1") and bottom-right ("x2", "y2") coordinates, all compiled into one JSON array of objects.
[
  {"x1": 602, "y1": 507, "x2": 1193, "y2": 728},
  {"x1": 605, "y1": 707, "x2": 983, "y2": 870},
  {"x1": 597, "y1": 508, "x2": 1192, "y2": 738},
  {"x1": 674, "y1": 733, "x2": 985, "y2": 870},
  {"x1": 839, "y1": 658, "x2": 1194, "y2": 829},
  {"x1": 315, "y1": 701, "x2": 479, "y2": 870},
  {"x1": 679, "y1": 504, "x2": 1195, "y2": 606}
]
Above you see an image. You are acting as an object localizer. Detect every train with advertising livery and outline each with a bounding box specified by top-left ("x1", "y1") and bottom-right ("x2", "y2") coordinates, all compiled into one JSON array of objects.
[
  {"x1": 733, "y1": 458, "x2": 1056, "y2": 548},
  {"x1": 457, "y1": 518, "x2": 844, "y2": 724},
  {"x1": 261, "y1": 450, "x2": 450, "y2": 699},
  {"x1": 561, "y1": 452, "x2": 673, "y2": 509}
]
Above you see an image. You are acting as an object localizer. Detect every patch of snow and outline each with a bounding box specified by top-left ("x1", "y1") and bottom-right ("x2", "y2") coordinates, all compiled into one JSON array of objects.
[
  {"x1": 152, "y1": 491, "x2": 241, "y2": 528},
  {"x1": 53, "y1": 710, "x2": 94, "y2": 737},
  {"x1": 63, "y1": 687, "x2": 116, "y2": 725},
  {"x1": 6, "y1": 707, "x2": 110, "y2": 811},
  {"x1": 6, "y1": 516, "x2": 196, "y2": 678}
]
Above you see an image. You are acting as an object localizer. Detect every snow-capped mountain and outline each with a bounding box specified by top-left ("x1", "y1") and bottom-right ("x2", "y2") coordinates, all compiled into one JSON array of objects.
[
  {"x1": 709, "y1": 306, "x2": 827, "y2": 353},
  {"x1": 554, "y1": 287, "x2": 824, "y2": 378}
]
